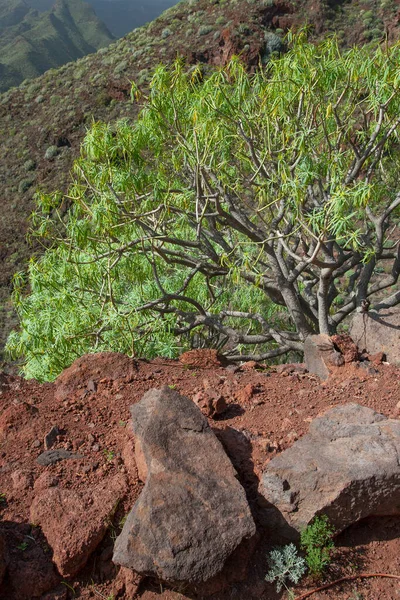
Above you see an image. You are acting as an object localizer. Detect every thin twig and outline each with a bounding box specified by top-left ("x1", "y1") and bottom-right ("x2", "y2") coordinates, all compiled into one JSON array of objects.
[{"x1": 294, "y1": 573, "x2": 400, "y2": 600}]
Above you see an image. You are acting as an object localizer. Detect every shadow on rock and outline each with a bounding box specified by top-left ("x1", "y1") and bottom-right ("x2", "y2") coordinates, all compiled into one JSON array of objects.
[
  {"x1": 338, "y1": 515, "x2": 400, "y2": 546},
  {"x1": 215, "y1": 426, "x2": 259, "y2": 502},
  {"x1": 216, "y1": 426, "x2": 297, "y2": 535}
]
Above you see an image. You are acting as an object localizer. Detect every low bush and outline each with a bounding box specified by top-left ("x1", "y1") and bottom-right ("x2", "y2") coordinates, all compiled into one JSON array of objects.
[{"x1": 300, "y1": 515, "x2": 335, "y2": 578}]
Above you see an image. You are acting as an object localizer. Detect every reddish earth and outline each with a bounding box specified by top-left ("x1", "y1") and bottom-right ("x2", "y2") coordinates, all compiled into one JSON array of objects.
[{"x1": 0, "y1": 351, "x2": 399, "y2": 599}]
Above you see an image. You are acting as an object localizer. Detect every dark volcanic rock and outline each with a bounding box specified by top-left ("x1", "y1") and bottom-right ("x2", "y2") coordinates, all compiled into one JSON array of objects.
[
  {"x1": 40, "y1": 585, "x2": 68, "y2": 600},
  {"x1": 260, "y1": 404, "x2": 400, "y2": 534},
  {"x1": 44, "y1": 425, "x2": 60, "y2": 450},
  {"x1": 0, "y1": 532, "x2": 7, "y2": 585},
  {"x1": 36, "y1": 449, "x2": 83, "y2": 466},
  {"x1": 331, "y1": 334, "x2": 359, "y2": 363},
  {"x1": 113, "y1": 386, "x2": 255, "y2": 584},
  {"x1": 7, "y1": 544, "x2": 59, "y2": 599}
]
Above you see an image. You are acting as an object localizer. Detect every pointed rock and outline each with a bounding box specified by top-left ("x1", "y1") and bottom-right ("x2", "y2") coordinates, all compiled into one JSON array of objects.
[{"x1": 113, "y1": 386, "x2": 255, "y2": 584}]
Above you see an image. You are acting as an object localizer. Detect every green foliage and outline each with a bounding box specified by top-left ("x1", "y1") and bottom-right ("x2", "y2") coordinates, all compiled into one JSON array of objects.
[
  {"x1": 18, "y1": 177, "x2": 34, "y2": 193},
  {"x1": 103, "y1": 449, "x2": 115, "y2": 461},
  {"x1": 50, "y1": 95, "x2": 62, "y2": 106},
  {"x1": 23, "y1": 159, "x2": 36, "y2": 172},
  {"x1": 300, "y1": 515, "x2": 335, "y2": 578},
  {"x1": 113, "y1": 60, "x2": 128, "y2": 75},
  {"x1": 161, "y1": 27, "x2": 173, "y2": 38},
  {"x1": 16, "y1": 541, "x2": 29, "y2": 551},
  {"x1": 262, "y1": 30, "x2": 284, "y2": 61},
  {"x1": 198, "y1": 24, "x2": 214, "y2": 35},
  {"x1": 237, "y1": 23, "x2": 252, "y2": 35},
  {"x1": 265, "y1": 543, "x2": 307, "y2": 593},
  {"x1": 44, "y1": 145, "x2": 58, "y2": 160},
  {"x1": 7, "y1": 34, "x2": 400, "y2": 381}
]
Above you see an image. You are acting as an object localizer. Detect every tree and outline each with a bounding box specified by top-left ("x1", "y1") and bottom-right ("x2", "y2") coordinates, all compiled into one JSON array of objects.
[{"x1": 7, "y1": 34, "x2": 400, "y2": 381}]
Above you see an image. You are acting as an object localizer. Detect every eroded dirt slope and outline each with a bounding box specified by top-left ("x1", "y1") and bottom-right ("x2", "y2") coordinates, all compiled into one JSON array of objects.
[{"x1": 0, "y1": 351, "x2": 399, "y2": 599}]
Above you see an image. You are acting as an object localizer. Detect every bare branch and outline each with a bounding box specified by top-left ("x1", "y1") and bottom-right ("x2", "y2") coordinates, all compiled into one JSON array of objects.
[
  {"x1": 373, "y1": 289, "x2": 400, "y2": 310},
  {"x1": 226, "y1": 347, "x2": 293, "y2": 362}
]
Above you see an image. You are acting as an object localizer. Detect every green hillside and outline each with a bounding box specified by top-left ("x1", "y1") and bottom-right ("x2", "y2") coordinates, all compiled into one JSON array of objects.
[
  {"x1": 0, "y1": 0, "x2": 113, "y2": 92},
  {"x1": 0, "y1": 0, "x2": 32, "y2": 28}
]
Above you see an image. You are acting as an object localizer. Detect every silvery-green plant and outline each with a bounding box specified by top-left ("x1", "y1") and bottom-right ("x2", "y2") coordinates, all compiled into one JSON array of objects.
[{"x1": 265, "y1": 543, "x2": 307, "y2": 594}]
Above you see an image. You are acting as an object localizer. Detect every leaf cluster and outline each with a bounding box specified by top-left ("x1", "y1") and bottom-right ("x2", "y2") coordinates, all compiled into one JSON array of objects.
[
  {"x1": 265, "y1": 543, "x2": 307, "y2": 593},
  {"x1": 300, "y1": 515, "x2": 335, "y2": 578}
]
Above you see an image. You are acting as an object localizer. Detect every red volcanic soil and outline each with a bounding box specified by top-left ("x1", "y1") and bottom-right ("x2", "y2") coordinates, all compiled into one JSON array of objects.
[{"x1": 0, "y1": 351, "x2": 399, "y2": 600}]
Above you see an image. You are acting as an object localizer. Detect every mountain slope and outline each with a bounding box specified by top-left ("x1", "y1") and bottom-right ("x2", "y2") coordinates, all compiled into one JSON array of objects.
[
  {"x1": 26, "y1": 0, "x2": 180, "y2": 37},
  {"x1": 0, "y1": 0, "x2": 113, "y2": 92},
  {"x1": 0, "y1": 0, "x2": 400, "y2": 360},
  {"x1": 0, "y1": 0, "x2": 33, "y2": 28}
]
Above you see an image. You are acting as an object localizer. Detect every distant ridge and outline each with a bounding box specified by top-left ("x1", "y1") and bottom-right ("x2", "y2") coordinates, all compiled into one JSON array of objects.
[
  {"x1": 0, "y1": 0, "x2": 113, "y2": 92},
  {"x1": 26, "y1": 0, "x2": 180, "y2": 37}
]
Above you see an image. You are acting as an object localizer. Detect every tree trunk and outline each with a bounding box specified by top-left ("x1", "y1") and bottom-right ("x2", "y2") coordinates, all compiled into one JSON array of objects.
[
  {"x1": 281, "y1": 283, "x2": 313, "y2": 340},
  {"x1": 318, "y1": 268, "x2": 332, "y2": 335}
]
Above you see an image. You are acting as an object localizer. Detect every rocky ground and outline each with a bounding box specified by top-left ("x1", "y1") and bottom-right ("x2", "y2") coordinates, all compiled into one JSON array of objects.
[{"x1": 0, "y1": 348, "x2": 399, "y2": 599}]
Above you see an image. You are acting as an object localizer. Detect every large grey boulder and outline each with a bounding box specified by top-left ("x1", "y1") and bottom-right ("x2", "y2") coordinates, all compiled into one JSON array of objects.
[
  {"x1": 260, "y1": 404, "x2": 400, "y2": 535},
  {"x1": 113, "y1": 386, "x2": 256, "y2": 584},
  {"x1": 350, "y1": 307, "x2": 400, "y2": 365}
]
